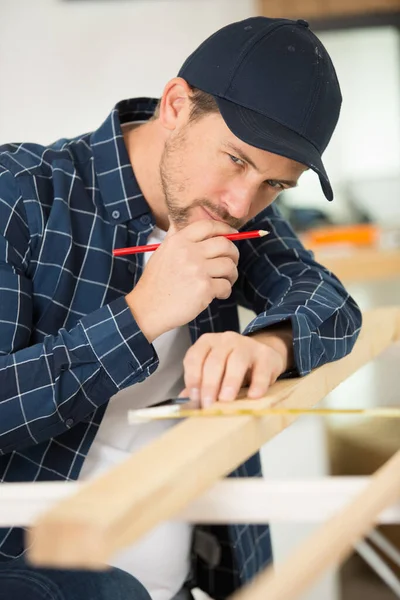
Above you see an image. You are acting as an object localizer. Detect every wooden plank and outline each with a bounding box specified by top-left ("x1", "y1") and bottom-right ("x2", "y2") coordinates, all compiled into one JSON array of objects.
[
  {"x1": 258, "y1": 0, "x2": 400, "y2": 19},
  {"x1": 27, "y1": 307, "x2": 400, "y2": 569},
  {"x1": 232, "y1": 449, "x2": 400, "y2": 600},
  {"x1": 315, "y1": 248, "x2": 400, "y2": 283},
  {"x1": 2, "y1": 479, "x2": 400, "y2": 527}
]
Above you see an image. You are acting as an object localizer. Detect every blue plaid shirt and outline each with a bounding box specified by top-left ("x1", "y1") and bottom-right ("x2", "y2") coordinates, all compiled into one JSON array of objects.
[{"x1": 0, "y1": 98, "x2": 361, "y2": 598}]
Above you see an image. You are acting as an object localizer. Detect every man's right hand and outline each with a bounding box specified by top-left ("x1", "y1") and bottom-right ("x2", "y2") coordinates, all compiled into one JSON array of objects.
[{"x1": 125, "y1": 220, "x2": 239, "y2": 342}]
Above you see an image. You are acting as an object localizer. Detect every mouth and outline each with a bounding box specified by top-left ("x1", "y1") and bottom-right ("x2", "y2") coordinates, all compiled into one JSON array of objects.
[{"x1": 201, "y1": 206, "x2": 225, "y2": 223}]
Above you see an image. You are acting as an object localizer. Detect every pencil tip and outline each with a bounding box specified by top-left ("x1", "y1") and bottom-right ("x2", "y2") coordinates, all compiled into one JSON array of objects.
[{"x1": 259, "y1": 230, "x2": 269, "y2": 237}]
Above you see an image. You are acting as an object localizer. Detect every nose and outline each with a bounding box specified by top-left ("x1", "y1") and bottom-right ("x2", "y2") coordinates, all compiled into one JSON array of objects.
[{"x1": 221, "y1": 184, "x2": 254, "y2": 221}]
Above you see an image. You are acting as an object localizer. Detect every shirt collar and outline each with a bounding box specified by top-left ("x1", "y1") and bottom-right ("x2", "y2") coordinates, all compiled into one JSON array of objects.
[{"x1": 90, "y1": 98, "x2": 158, "y2": 223}]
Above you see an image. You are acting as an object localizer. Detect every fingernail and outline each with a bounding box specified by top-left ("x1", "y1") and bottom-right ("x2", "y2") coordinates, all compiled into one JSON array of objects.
[
  {"x1": 202, "y1": 396, "x2": 213, "y2": 408},
  {"x1": 190, "y1": 388, "x2": 200, "y2": 402},
  {"x1": 248, "y1": 388, "x2": 263, "y2": 399},
  {"x1": 219, "y1": 387, "x2": 236, "y2": 401}
]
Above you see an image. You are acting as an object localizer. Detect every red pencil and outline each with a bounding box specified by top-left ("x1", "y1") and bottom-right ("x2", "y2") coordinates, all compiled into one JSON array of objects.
[{"x1": 113, "y1": 229, "x2": 269, "y2": 256}]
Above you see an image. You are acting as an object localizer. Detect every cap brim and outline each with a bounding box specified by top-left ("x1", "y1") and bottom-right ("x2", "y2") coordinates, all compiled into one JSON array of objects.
[{"x1": 215, "y1": 96, "x2": 333, "y2": 201}]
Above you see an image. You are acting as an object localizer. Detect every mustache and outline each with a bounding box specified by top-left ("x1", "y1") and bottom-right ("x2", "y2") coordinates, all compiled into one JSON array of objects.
[{"x1": 192, "y1": 199, "x2": 243, "y2": 229}]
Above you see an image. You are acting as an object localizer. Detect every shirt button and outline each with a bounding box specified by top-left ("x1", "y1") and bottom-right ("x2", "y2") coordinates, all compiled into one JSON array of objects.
[
  {"x1": 140, "y1": 215, "x2": 151, "y2": 225},
  {"x1": 297, "y1": 19, "x2": 309, "y2": 28},
  {"x1": 128, "y1": 262, "x2": 135, "y2": 274},
  {"x1": 65, "y1": 418, "x2": 74, "y2": 428},
  {"x1": 112, "y1": 210, "x2": 120, "y2": 220}
]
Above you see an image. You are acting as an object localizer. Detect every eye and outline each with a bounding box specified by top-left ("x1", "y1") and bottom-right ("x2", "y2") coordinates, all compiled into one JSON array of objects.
[
  {"x1": 266, "y1": 180, "x2": 285, "y2": 190},
  {"x1": 228, "y1": 154, "x2": 245, "y2": 167}
]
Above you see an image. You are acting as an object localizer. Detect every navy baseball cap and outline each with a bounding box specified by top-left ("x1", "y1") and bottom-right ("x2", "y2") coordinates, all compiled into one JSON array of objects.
[{"x1": 178, "y1": 17, "x2": 342, "y2": 201}]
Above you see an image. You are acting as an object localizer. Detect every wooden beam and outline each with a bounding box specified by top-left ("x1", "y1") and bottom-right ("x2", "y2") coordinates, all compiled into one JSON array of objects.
[
  {"x1": 315, "y1": 248, "x2": 400, "y2": 283},
  {"x1": 232, "y1": 449, "x2": 400, "y2": 600},
  {"x1": 27, "y1": 307, "x2": 400, "y2": 569},
  {"x1": 4, "y1": 478, "x2": 400, "y2": 527},
  {"x1": 258, "y1": 0, "x2": 400, "y2": 20}
]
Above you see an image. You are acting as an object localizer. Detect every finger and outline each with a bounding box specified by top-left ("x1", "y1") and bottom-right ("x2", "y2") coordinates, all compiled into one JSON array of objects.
[
  {"x1": 212, "y1": 278, "x2": 234, "y2": 300},
  {"x1": 178, "y1": 388, "x2": 200, "y2": 409},
  {"x1": 183, "y1": 219, "x2": 238, "y2": 243},
  {"x1": 183, "y1": 335, "x2": 213, "y2": 402},
  {"x1": 247, "y1": 349, "x2": 278, "y2": 398},
  {"x1": 166, "y1": 220, "x2": 178, "y2": 237},
  {"x1": 200, "y1": 347, "x2": 233, "y2": 408},
  {"x1": 218, "y1": 349, "x2": 252, "y2": 402},
  {"x1": 200, "y1": 237, "x2": 240, "y2": 264},
  {"x1": 207, "y1": 257, "x2": 238, "y2": 286}
]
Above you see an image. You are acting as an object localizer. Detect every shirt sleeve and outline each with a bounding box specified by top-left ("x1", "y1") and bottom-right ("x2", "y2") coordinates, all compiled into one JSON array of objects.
[
  {"x1": 236, "y1": 203, "x2": 362, "y2": 375},
  {"x1": 0, "y1": 166, "x2": 158, "y2": 454}
]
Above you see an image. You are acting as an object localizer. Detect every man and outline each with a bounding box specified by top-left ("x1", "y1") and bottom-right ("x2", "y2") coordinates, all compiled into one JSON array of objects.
[{"x1": 0, "y1": 15, "x2": 361, "y2": 600}]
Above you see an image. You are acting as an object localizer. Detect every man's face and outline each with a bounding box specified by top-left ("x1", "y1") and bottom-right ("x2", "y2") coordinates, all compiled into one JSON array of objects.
[{"x1": 159, "y1": 111, "x2": 307, "y2": 230}]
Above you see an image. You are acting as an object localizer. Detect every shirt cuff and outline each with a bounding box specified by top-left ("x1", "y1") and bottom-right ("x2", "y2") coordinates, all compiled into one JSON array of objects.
[
  {"x1": 79, "y1": 296, "x2": 158, "y2": 390},
  {"x1": 242, "y1": 309, "x2": 314, "y2": 377}
]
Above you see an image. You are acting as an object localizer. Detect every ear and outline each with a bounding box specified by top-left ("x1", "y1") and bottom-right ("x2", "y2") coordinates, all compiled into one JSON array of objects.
[{"x1": 158, "y1": 77, "x2": 192, "y2": 131}]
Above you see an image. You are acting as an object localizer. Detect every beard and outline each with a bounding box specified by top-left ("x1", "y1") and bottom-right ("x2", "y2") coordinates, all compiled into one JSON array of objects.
[{"x1": 159, "y1": 129, "x2": 243, "y2": 230}]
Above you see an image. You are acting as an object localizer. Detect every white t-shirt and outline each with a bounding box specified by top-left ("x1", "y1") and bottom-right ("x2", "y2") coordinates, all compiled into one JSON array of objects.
[{"x1": 79, "y1": 227, "x2": 193, "y2": 600}]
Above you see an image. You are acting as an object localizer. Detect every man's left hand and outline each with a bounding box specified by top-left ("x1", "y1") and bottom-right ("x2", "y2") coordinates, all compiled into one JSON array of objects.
[{"x1": 180, "y1": 327, "x2": 294, "y2": 408}]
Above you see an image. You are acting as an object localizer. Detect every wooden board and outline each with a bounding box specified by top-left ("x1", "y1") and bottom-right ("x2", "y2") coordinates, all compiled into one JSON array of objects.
[
  {"x1": 27, "y1": 307, "x2": 400, "y2": 569},
  {"x1": 232, "y1": 449, "x2": 400, "y2": 600},
  {"x1": 315, "y1": 248, "x2": 400, "y2": 283},
  {"x1": 258, "y1": 0, "x2": 400, "y2": 20},
  {"x1": 2, "y1": 479, "x2": 400, "y2": 527}
]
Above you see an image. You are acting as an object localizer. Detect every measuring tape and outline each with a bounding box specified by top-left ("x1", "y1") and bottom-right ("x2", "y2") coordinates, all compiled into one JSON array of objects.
[{"x1": 128, "y1": 405, "x2": 400, "y2": 423}]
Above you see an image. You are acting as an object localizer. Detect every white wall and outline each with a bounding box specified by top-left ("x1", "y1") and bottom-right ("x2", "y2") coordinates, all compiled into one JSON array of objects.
[
  {"x1": 284, "y1": 26, "x2": 400, "y2": 224},
  {"x1": 322, "y1": 27, "x2": 400, "y2": 182},
  {"x1": 3, "y1": 3, "x2": 398, "y2": 225},
  {"x1": 0, "y1": 0, "x2": 256, "y2": 143}
]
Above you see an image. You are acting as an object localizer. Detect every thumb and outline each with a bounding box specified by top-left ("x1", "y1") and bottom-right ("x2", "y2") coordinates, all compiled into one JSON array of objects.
[
  {"x1": 179, "y1": 389, "x2": 201, "y2": 410},
  {"x1": 166, "y1": 218, "x2": 178, "y2": 238}
]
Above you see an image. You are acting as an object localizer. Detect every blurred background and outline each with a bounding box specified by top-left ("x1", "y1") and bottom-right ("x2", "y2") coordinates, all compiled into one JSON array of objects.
[{"x1": 1, "y1": 1, "x2": 400, "y2": 599}]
